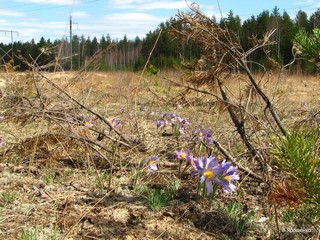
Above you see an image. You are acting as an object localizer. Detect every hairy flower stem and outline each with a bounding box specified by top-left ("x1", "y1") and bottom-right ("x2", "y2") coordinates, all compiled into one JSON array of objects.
[
  {"x1": 178, "y1": 160, "x2": 182, "y2": 179},
  {"x1": 209, "y1": 184, "x2": 218, "y2": 200},
  {"x1": 108, "y1": 138, "x2": 120, "y2": 188},
  {"x1": 196, "y1": 181, "x2": 202, "y2": 198},
  {"x1": 202, "y1": 182, "x2": 207, "y2": 197}
]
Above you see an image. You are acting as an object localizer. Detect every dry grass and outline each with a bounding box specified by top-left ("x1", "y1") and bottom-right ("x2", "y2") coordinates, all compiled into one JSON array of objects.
[{"x1": 0, "y1": 68, "x2": 319, "y2": 239}]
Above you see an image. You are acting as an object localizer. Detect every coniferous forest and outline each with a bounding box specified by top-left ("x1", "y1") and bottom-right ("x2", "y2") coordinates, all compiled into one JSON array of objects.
[{"x1": 1, "y1": 6, "x2": 320, "y2": 74}]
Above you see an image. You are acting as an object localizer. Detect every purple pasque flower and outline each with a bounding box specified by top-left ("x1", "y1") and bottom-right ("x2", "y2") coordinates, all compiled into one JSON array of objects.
[
  {"x1": 147, "y1": 156, "x2": 159, "y2": 172},
  {"x1": 193, "y1": 155, "x2": 218, "y2": 175},
  {"x1": 175, "y1": 149, "x2": 193, "y2": 162},
  {"x1": 140, "y1": 105, "x2": 146, "y2": 112},
  {"x1": 214, "y1": 160, "x2": 240, "y2": 195},
  {"x1": 196, "y1": 128, "x2": 213, "y2": 146},
  {"x1": 178, "y1": 118, "x2": 190, "y2": 127},
  {"x1": 156, "y1": 119, "x2": 165, "y2": 128},
  {"x1": 111, "y1": 118, "x2": 120, "y2": 127},
  {"x1": 0, "y1": 137, "x2": 4, "y2": 147},
  {"x1": 85, "y1": 119, "x2": 94, "y2": 127},
  {"x1": 197, "y1": 156, "x2": 220, "y2": 194},
  {"x1": 170, "y1": 115, "x2": 190, "y2": 127},
  {"x1": 157, "y1": 112, "x2": 190, "y2": 137},
  {"x1": 168, "y1": 112, "x2": 177, "y2": 119}
]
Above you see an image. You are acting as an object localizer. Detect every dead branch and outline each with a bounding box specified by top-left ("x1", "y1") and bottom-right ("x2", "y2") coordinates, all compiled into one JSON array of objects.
[
  {"x1": 217, "y1": 77, "x2": 266, "y2": 170},
  {"x1": 175, "y1": 6, "x2": 287, "y2": 137},
  {"x1": 210, "y1": 138, "x2": 264, "y2": 182}
]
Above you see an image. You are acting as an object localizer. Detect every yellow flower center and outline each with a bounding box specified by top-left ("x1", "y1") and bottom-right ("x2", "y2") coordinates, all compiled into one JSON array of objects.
[
  {"x1": 180, "y1": 152, "x2": 187, "y2": 159},
  {"x1": 199, "y1": 132, "x2": 203, "y2": 137},
  {"x1": 224, "y1": 175, "x2": 231, "y2": 182},
  {"x1": 204, "y1": 170, "x2": 214, "y2": 179},
  {"x1": 148, "y1": 160, "x2": 155, "y2": 166}
]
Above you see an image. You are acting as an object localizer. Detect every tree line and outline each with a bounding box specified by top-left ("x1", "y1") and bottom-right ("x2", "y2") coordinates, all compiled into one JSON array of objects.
[{"x1": 1, "y1": 6, "x2": 320, "y2": 73}]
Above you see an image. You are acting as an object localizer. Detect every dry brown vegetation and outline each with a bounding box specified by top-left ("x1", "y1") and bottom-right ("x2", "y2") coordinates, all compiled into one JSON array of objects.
[
  {"x1": 0, "y1": 68, "x2": 319, "y2": 240},
  {"x1": 0, "y1": 5, "x2": 320, "y2": 240}
]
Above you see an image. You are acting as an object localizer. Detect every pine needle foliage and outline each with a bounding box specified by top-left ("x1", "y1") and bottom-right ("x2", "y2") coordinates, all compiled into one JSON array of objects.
[{"x1": 272, "y1": 127, "x2": 320, "y2": 205}]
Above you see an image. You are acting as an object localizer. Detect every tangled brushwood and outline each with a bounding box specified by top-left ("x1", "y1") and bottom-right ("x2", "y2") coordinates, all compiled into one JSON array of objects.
[
  {"x1": 0, "y1": 49, "x2": 139, "y2": 172},
  {"x1": 0, "y1": 3, "x2": 319, "y2": 240},
  {"x1": 174, "y1": 3, "x2": 274, "y2": 86}
]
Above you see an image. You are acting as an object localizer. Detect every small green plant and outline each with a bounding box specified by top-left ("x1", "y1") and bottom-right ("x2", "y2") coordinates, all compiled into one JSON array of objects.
[
  {"x1": 19, "y1": 228, "x2": 38, "y2": 240},
  {"x1": 147, "y1": 187, "x2": 170, "y2": 211},
  {"x1": 86, "y1": 165, "x2": 95, "y2": 176},
  {"x1": 282, "y1": 203, "x2": 320, "y2": 230},
  {"x1": 0, "y1": 191, "x2": 16, "y2": 206},
  {"x1": 19, "y1": 227, "x2": 59, "y2": 240},
  {"x1": 95, "y1": 170, "x2": 109, "y2": 189},
  {"x1": 144, "y1": 177, "x2": 181, "y2": 211},
  {"x1": 86, "y1": 165, "x2": 109, "y2": 189},
  {"x1": 166, "y1": 177, "x2": 180, "y2": 196},
  {"x1": 43, "y1": 170, "x2": 57, "y2": 185},
  {"x1": 132, "y1": 169, "x2": 145, "y2": 192},
  {"x1": 222, "y1": 201, "x2": 255, "y2": 236}
]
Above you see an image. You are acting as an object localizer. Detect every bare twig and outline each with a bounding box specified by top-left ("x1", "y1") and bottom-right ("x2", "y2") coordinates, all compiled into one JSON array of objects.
[
  {"x1": 35, "y1": 70, "x2": 131, "y2": 145},
  {"x1": 217, "y1": 77, "x2": 266, "y2": 170},
  {"x1": 210, "y1": 138, "x2": 264, "y2": 182}
]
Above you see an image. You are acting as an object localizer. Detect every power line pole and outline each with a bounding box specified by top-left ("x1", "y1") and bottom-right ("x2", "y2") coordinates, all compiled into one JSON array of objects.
[
  {"x1": 0, "y1": 30, "x2": 19, "y2": 63},
  {"x1": 69, "y1": 16, "x2": 78, "y2": 71},
  {"x1": 70, "y1": 16, "x2": 73, "y2": 71}
]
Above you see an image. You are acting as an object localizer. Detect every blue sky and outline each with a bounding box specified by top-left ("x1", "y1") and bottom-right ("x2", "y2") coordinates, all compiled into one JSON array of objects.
[{"x1": 0, "y1": 0, "x2": 319, "y2": 44}]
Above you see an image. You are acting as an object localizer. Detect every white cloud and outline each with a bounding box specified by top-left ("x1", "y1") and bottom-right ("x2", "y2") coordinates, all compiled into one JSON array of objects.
[
  {"x1": 71, "y1": 12, "x2": 164, "y2": 40},
  {"x1": 139, "y1": 1, "x2": 188, "y2": 10},
  {"x1": 293, "y1": 0, "x2": 315, "y2": 5},
  {"x1": 108, "y1": 0, "x2": 190, "y2": 10},
  {"x1": 72, "y1": 11, "x2": 89, "y2": 18},
  {"x1": 0, "y1": 20, "x2": 70, "y2": 43},
  {"x1": 0, "y1": 9, "x2": 25, "y2": 17},
  {"x1": 17, "y1": 21, "x2": 68, "y2": 30},
  {"x1": 103, "y1": 12, "x2": 164, "y2": 22},
  {"x1": 293, "y1": 0, "x2": 320, "y2": 8},
  {"x1": 15, "y1": 0, "x2": 80, "y2": 5}
]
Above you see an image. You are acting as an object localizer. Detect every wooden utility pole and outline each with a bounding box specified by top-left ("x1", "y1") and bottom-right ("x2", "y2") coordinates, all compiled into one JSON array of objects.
[{"x1": 0, "y1": 30, "x2": 19, "y2": 63}]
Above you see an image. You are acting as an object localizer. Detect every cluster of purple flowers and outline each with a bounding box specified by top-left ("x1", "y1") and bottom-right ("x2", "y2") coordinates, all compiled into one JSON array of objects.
[
  {"x1": 146, "y1": 152, "x2": 239, "y2": 196},
  {"x1": 174, "y1": 150, "x2": 240, "y2": 195},
  {"x1": 195, "y1": 128, "x2": 214, "y2": 146},
  {"x1": 145, "y1": 109, "x2": 238, "y2": 197},
  {"x1": 196, "y1": 156, "x2": 240, "y2": 195},
  {"x1": 156, "y1": 112, "x2": 190, "y2": 135}
]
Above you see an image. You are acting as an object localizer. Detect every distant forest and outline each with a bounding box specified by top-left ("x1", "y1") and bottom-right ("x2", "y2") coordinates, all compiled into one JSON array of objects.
[{"x1": 1, "y1": 6, "x2": 320, "y2": 74}]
